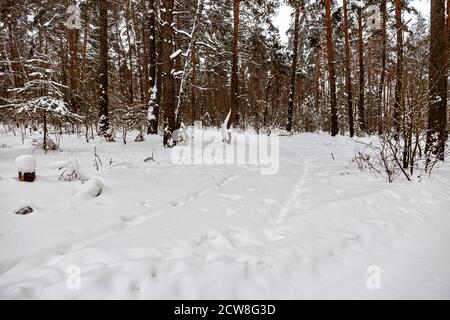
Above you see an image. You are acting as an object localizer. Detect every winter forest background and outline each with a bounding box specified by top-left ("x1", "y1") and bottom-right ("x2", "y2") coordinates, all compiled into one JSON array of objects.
[
  {"x1": 0, "y1": 0, "x2": 450, "y2": 300},
  {"x1": 1, "y1": 0, "x2": 448, "y2": 160}
]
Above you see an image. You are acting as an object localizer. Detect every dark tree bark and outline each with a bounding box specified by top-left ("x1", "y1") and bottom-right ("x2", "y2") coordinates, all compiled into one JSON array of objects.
[
  {"x1": 98, "y1": 0, "x2": 109, "y2": 135},
  {"x1": 426, "y1": 0, "x2": 448, "y2": 160},
  {"x1": 343, "y1": 0, "x2": 354, "y2": 137},
  {"x1": 141, "y1": 1, "x2": 150, "y2": 104},
  {"x1": 6, "y1": 12, "x2": 23, "y2": 89},
  {"x1": 286, "y1": 0, "x2": 301, "y2": 133},
  {"x1": 147, "y1": 0, "x2": 159, "y2": 134},
  {"x1": 125, "y1": 5, "x2": 134, "y2": 105},
  {"x1": 376, "y1": 0, "x2": 387, "y2": 135},
  {"x1": 227, "y1": 0, "x2": 240, "y2": 130},
  {"x1": 325, "y1": 0, "x2": 338, "y2": 136},
  {"x1": 357, "y1": 6, "x2": 365, "y2": 133},
  {"x1": 191, "y1": 45, "x2": 197, "y2": 123},
  {"x1": 68, "y1": 1, "x2": 79, "y2": 114},
  {"x1": 174, "y1": 0, "x2": 204, "y2": 126},
  {"x1": 162, "y1": 0, "x2": 176, "y2": 147},
  {"x1": 393, "y1": 0, "x2": 404, "y2": 138}
]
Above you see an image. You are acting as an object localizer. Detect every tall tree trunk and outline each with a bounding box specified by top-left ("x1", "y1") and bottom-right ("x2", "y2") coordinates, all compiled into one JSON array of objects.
[
  {"x1": 377, "y1": 0, "x2": 387, "y2": 135},
  {"x1": 68, "y1": 0, "x2": 79, "y2": 114},
  {"x1": 125, "y1": 5, "x2": 134, "y2": 105},
  {"x1": 98, "y1": 0, "x2": 109, "y2": 135},
  {"x1": 141, "y1": 1, "x2": 150, "y2": 104},
  {"x1": 394, "y1": 0, "x2": 404, "y2": 138},
  {"x1": 7, "y1": 19, "x2": 22, "y2": 89},
  {"x1": 191, "y1": 46, "x2": 197, "y2": 123},
  {"x1": 82, "y1": 16, "x2": 88, "y2": 78},
  {"x1": 343, "y1": 0, "x2": 354, "y2": 137},
  {"x1": 131, "y1": 5, "x2": 145, "y2": 103},
  {"x1": 162, "y1": 0, "x2": 176, "y2": 146},
  {"x1": 156, "y1": 19, "x2": 163, "y2": 130},
  {"x1": 286, "y1": 0, "x2": 301, "y2": 133},
  {"x1": 227, "y1": 0, "x2": 240, "y2": 130},
  {"x1": 147, "y1": 0, "x2": 159, "y2": 134},
  {"x1": 325, "y1": 0, "x2": 338, "y2": 136},
  {"x1": 426, "y1": 0, "x2": 448, "y2": 161},
  {"x1": 357, "y1": 7, "x2": 365, "y2": 133},
  {"x1": 43, "y1": 110, "x2": 47, "y2": 153},
  {"x1": 174, "y1": 0, "x2": 204, "y2": 125}
]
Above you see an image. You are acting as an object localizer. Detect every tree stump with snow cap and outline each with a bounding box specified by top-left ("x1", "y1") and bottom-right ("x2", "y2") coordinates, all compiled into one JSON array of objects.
[{"x1": 15, "y1": 155, "x2": 37, "y2": 182}]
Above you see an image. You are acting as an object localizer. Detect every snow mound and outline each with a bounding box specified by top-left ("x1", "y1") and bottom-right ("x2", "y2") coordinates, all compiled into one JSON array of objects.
[
  {"x1": 74, "y1": 178, "x2": 104, "y2": 198},
  {"x1": 14, "y1": 155, "x2": 36, "y2": 172}
]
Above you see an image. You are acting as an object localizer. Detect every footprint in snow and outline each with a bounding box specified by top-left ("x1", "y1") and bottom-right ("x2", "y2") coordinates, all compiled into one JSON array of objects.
[
  {"x1": 120, "y1": 213, "x2": 137, "y2": 222},
  {"x1": 342, "y1": 232, "x2": 359, "y2": 241},
  {"x1": 263, "y1": 226, "x2": 293, "y2": 242},
  {"x1": 171, "y1": 200, "x2": 184, "y2": 207},
  {"x1": 224, "y1": 208, "x2": 236, "y2": 215},
  {"x1": 224, "y1": 227, "x2": 260, "y2": 248},
  {"x1": 220, "y1": 194, "x2": 244, "y2": 201},
  {"x1": 259, "y1": 198, "x2": 278, "y2": 205},
  {"x1": 196, "y1": 230, "x2": 235, "y2": 250}
]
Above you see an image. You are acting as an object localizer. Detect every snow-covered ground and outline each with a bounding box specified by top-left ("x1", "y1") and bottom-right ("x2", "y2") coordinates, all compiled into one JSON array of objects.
[{"x1": 0, "y1": 129, "x2": 449, "y2": 299}]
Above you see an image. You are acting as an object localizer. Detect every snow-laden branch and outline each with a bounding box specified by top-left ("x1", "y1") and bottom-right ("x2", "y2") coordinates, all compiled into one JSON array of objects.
[{"x1": 1, "y1": 96, "x2": 83, "y2": 120}]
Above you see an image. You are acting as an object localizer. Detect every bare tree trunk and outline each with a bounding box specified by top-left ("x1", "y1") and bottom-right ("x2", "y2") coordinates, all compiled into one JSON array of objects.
[
  {"x1": 43, "y1": 110, "x2": 47, "y2": 153},
  {"x1": 357, "y1": 7, "x2": 365, "y2": 133},
  {"x1": 98, "y1": 0, "x2": 109, "y2": 135},
  {"x1": 125, "y1": 5, "x2": 134, "y2": 105},
  {"x1": 174, "y1": 0, "x2": 204, "y2": 126},
  {"x1": 131, "y1": 5, "x2": 145, "y2": 103},
  {"x1": 68, "y1": 17, "x2": 79, "y2": 113},
  {"x1": 227, "y1": 0, "x2": 240, "y2": 130},
  {"x1": 82, "y1": 16, "x2": 88, "y2": 76},
  {"x1": 6, "y1": 18, "x2": 22, "y2": 89},
  {"x1": 394, "y1": 0, "x2": 404, "y2": 138},
  {"x1": 191, "y1": 46, "x2": 197, "y2": 123},
  {"x1": 426, "y1": 0, "x2": 448, "y2": 161},
  {"x1": 325, "y1": 0, "x2": 338, "y2": 136},
  {"x1": 286, "y1": 0, "x2": 301, "y2": 133},
  {"x1": 343, "y1": 0, "x2": 354, "y2": 137},
  {"x1": 147, "y1": 0, "x2": 159, "y2": 134},
  {"x1": 162, "y1": 0, "x2": 176, "y2": 146},
  {"x1": 141, "y1": 1, "x2": 150, "y2": 104},
  {"x1": 377, "y1": 1, "x2": 387, "y2": 135},
  {"x1": 67, "y1": 0, "x2": 79, "y2": 117}
]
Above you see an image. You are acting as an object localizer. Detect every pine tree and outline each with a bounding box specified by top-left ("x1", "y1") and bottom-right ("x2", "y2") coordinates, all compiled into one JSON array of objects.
[
  {"x1": 426, "y1": 0, "x2": 448, "y2": 161},
  {"x1": 286, "y1": 0, "x2": 301, "y2": 133},
  {"x1": 325, "y1": 0, "x2": 338, "y2": 136},
  {"x1": 342, "y1": 0, "x2": 354, "y2": 137},
  {"x1": 227, "y1": 0, "x2": 240, "y2": 132},
  {"x1": 98, "y1": 0, "x2": 110, "y2": 136}
]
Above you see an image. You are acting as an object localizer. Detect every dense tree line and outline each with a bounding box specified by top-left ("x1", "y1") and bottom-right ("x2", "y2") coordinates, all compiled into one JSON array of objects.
[{"x1": 0, "y1": 0, "x2": 448, "y2": 162}]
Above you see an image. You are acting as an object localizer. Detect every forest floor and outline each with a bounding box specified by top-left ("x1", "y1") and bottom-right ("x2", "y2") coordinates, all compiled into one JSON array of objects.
[{"x1": 0, "y1": 129, "x2": 449, "y2": 299}]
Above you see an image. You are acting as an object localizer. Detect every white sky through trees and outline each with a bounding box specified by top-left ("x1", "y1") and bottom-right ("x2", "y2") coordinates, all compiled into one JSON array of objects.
[{"x1": 273, "y1": 0, "x2": 431, "y2": 45}]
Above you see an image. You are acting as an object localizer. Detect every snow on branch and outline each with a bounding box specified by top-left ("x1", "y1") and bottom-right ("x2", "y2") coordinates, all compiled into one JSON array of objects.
[{"x1": 1, "y1": 96, "x2": 83, "y2": 120}]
